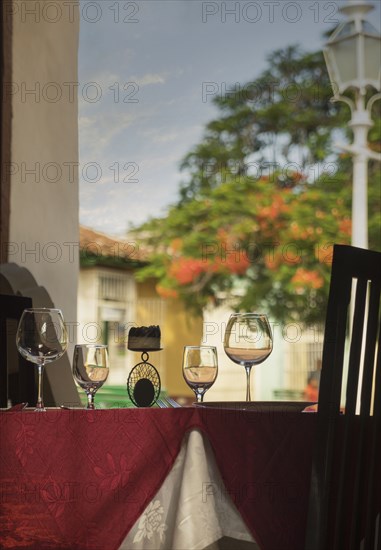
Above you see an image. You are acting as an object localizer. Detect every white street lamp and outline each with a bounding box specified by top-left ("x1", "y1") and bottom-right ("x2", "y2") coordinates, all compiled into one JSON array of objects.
[{"x1": 324, "y1": 0, "x2": 381, "y2": 249}]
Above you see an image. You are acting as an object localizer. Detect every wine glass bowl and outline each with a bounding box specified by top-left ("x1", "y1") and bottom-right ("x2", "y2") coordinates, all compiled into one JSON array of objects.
[
  {"x1": 16, "y1": 308, "x2": 68, "y2": 411},
  {"x1": 73, "y1": 344, "x2": 109, "y2": 409},
  {"x1": 224, "y1": 313, "x2": 273, "y2": 402},
  {"x1": 182, "y1": 346, "x2": 218, "y2": 403}
]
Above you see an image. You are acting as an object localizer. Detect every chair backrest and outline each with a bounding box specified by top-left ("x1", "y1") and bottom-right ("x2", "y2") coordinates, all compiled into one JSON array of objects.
[
  {"x1": 305, "y1": 244, "x2": 381, "y2": 549},
  {"x1": 0, "y1": 293, "x2": 35, "y2": 407}
]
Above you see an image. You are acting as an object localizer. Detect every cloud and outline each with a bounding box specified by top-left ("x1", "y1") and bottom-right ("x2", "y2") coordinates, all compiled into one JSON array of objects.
[
  {"x1": 139, "y1": 128, "x2": 181, "y2": 144},
  {"x1": 79, "y1": 111, "x2": 142, "y2": 158},
  {"x1": 129, "y1": 73, "x2": 166, "y2": 86}
]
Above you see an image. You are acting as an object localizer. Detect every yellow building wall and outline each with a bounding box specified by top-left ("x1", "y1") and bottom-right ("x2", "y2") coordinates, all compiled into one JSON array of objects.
[{"x1": 136, "y1": 279, "x2": 203, "y2": 398}]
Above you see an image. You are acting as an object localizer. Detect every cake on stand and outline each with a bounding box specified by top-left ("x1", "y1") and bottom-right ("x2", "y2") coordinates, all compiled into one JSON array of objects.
[{"x1": 127, "y1": 326, "x2": 162, "y2": 407}]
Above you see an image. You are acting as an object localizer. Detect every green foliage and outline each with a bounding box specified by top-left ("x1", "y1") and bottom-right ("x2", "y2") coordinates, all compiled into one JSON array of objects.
[{"x1": 179, "y1": 46, "x2": 348, "y2": 202}]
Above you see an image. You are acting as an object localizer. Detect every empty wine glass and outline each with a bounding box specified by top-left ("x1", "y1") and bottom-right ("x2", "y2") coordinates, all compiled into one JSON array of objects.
[
  {"x1": 182, "y1": 346, "x2": 218, "y2": 403},
  {"x1": 73, "y1": 344, "x2": 109, "y2": 409},
  {"x1": 16, "y1": 308, "x2": 68, "y2": 411},
  {"x1": 224, "y1": 313, "x2": 273, "y2": 402}
]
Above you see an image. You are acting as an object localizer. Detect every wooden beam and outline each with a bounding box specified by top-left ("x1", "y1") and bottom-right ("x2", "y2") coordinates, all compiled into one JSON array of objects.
[{"x1": 0, "y1": 1, "x2": 12, "y2": 263}]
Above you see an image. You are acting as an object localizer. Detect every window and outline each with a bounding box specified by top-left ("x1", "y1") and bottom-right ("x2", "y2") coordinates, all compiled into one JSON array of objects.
[{"x1": 99, "y1": 273, "x2": 128, "y2": 302}]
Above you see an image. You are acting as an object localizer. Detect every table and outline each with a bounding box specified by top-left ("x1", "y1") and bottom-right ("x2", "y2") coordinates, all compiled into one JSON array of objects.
[{"x1": 0, "y1": 407, "x2": 316, "y2": 550}]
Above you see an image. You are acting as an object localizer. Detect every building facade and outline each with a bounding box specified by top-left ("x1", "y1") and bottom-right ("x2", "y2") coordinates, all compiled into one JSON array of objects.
[{"x1": 78, "y1": 226, "x2": 204, "y2": 397}]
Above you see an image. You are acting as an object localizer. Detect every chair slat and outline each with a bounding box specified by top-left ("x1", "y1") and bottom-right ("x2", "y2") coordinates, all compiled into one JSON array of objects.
[
  {"x1": 364, "y1": 416, "x2": 380, "y2": 548},
  {"x1": 318, "y1": 275, "x2": 351, "y2": 415},
  {"x1": 373, "y1": 318, "x2": 381, "y2": 419},
  {"x1": 364, "y1": 318, "x2": 381, "y2": 548},
  {"x1": 349, "y1": 417, "x2": 368, "y2": 549},
  {"x1": 360, "y1": 279, "x2": 381, "y2": 416},
  {"x1": 346, "y1": 278, "x2": 367, "y2": 415}
]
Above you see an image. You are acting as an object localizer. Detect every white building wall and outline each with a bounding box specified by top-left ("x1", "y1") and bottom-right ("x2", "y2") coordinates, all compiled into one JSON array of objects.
[
  {"x1": 77, "y1": 269, "x2": 99, "y2": 342},
  {"x1": 77, "y1": 266, "x2": 138, "y2": 385},
  {"x1": 9, "y1": 1, "x2": 80, "y2": 359}
]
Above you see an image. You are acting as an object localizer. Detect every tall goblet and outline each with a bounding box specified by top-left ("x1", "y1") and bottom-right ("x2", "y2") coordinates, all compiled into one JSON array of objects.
[
  {"x1": 16, "y1": 308, "x2": 68, "y2": 411},
  {"x1": 224, "y1": 313, "x2": 273, "y2": 402},
  {"x1": 73, "y1": 344, "x2": 109, "y2": 409},
  {"x1": 182, "y1": 346, "x2": 218, "y2": 403}
]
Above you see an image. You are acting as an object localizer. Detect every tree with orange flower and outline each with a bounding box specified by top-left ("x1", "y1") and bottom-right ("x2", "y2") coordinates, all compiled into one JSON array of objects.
[{"x1": 133, "y1": 45, "x2": 381, "y2": 324}]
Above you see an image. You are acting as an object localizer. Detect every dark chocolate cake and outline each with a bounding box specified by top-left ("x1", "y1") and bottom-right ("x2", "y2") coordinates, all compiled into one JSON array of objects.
[{"x1": 128, "y1": 325, "x2": 161, "y2": 350}]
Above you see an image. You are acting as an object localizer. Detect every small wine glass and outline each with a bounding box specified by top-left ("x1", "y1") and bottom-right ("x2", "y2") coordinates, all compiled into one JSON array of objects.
[
  {"x1": 73, "y1": 344, "x2": 109, "y2": 409},
  {"x1": 224, "y1": 313, "x2": 273, "y2": 402},
  {"x1": 182, "y1": 346, "x2": 218, "y2": 403},
  {"x1": 16, "y1": 308, "x2": 68, "y2": 411}
]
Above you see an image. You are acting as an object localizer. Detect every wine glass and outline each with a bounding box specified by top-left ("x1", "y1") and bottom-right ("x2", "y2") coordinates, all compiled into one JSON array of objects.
[
  {"x1": 182, "y1": 346, "x2": 218, "y2": 403},
  {"x1": 16, "y1": 308, "x2": 68, "y2": 411},
  {"x1": 224, "y1": 313, "x2": 273, "y2": 402},
  {"x1": 73, "y1": 344, "x2": 109, "y2": 409}
]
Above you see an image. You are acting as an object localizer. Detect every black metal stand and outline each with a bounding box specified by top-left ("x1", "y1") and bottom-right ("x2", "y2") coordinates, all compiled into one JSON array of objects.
[{"x1": 127, "y1": 350, "x2": 161, "y2": 407}]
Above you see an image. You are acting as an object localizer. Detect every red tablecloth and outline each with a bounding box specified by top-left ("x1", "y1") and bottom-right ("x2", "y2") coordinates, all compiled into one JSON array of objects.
[{"x1": 0, "y1": 408, "x2": 316, "y2": 550}]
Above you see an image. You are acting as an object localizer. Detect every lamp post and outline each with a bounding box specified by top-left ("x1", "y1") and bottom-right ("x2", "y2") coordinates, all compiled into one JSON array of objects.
[{"x1": 324, "y1": 0, "x2": 381, "y2": 249}]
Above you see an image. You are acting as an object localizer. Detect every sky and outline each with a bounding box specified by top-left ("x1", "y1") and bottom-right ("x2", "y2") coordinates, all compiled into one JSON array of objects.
[{"x1": 78, "y1": 0, "x2": 381, "y2": 237}]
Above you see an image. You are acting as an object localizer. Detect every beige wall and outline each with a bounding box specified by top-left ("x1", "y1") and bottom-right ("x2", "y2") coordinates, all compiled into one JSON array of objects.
[
  {"x1": 163, "y1": 299, "x2": 203, "y2": 398},
  {"x1": 8, "y1": 1, "x2": 80, "y2": 344},
  {"x1": 137, "y1": 280, "x2": 203, "y2": 397}
]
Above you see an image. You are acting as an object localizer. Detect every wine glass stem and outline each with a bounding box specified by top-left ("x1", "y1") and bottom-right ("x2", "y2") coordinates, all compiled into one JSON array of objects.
[
  {"x1": 36, "y1": 363, "x2": 45, "y2": 410},
  {"x1": 245, "y1": 365, "x2": 252, "y2": 402},
  {"x1": 196, "y1": 392, "x2": 204, "y2": 403},
  {"x1": 86, "y1": 392, "x2": 95, "y2": 409}
]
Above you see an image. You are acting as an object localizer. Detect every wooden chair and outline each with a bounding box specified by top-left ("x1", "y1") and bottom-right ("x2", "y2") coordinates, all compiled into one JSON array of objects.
[
  {"x1": 0, "y1": 293, "x2": 35, "y2": 407},
  {"x1": 305, "y1": 244, "x2": 381, "y2": 549}
]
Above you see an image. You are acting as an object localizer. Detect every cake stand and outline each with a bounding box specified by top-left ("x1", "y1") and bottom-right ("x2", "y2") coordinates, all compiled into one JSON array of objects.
[{"x1": 127, "y1": 349, "x2": 162, "y2": 407}]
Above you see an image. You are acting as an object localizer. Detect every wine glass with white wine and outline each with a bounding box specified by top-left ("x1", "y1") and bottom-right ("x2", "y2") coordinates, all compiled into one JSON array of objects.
[
  {"x1": 182, "y1": 346, "x2": 218, "y2": 403},
  {"x1": 224, "y1": 313, "x2": 273, "y2": 402},
  {"x1": 73, "y1": 344, "x2": 109, "y2": 409}
]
